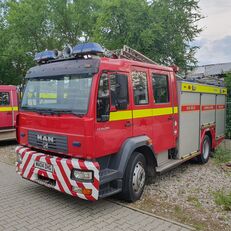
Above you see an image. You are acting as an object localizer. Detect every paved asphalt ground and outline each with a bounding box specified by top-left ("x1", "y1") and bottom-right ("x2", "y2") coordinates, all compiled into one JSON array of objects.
[{"x1": 0, "y1": 162, "x2": 192, "y2": 231}]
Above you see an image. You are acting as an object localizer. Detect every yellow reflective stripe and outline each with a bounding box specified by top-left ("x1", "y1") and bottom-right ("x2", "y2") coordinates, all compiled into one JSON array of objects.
[
  {"x1": 0, "y1": 106, "x2": 18, "y2": 112},
  {"x1": 133, "y1": 109, "x2": 153, "y2": 119},
  {"x1": 109, "y1": 110, "x2": 132, "y2": 121},
  {"x1": 152, "y1": 107, "x2": 173, "y2": 116},
  {"x1": 109, "y1": 107, "x2": 178, "y2": 121},
  {"x1": 181, "y1": 83, "x2": 227, "y2": 95},
  {"x1": 173, "y1": 107, "x2": 178, "y2": 113},
  {"x1": 39, "y1": 93, "x2": 57, "y2": 99}
]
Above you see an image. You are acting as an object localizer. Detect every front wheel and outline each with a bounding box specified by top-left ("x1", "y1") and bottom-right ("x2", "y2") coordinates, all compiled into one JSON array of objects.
[
  {"x1": 121, "y1": 152, "x2": 146, "y2": 202},
  {"x1": 197, "y1": 135, "x2": 211, "y2": 164}
]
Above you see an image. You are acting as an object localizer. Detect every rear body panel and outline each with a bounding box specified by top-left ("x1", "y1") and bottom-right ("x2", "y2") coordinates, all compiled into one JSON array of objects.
[{"x1": 177, "y1": 81, "x2": 226, "y2": 158}]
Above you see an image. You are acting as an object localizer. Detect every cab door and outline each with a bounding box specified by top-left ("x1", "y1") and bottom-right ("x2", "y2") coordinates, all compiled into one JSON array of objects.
[
  {"x1": 95, "y1": 72, "x2": 133, "y2": 157},
  {"x1": 0, "y1": 90, "x2": 13, "y2": 128},
  {"x1": 130, "y1": 67, "x2": 153, "y2": 139},
  {"x1": 150, "y1": 70, "x2": 175, "y2": 153}
]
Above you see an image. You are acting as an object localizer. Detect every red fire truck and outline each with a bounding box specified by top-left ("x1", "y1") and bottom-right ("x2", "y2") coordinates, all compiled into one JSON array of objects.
[
  {"x1": 15, "y1": 43, "x2": 227, "y2": 202},
  {"x1": 0, "y1": 85, "x2": 18, "y2": 141}
]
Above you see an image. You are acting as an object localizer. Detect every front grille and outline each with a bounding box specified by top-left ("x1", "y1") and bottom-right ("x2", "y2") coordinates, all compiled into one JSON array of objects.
[{"x1": 28, "y1": 130, "x2": 68, "y2": 153}]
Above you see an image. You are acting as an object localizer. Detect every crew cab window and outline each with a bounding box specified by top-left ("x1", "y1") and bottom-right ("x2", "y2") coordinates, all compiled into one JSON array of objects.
[
  {"x1": 132, "y1": 71, "x2": 149, "y2": 105},
  {"x1": 110, "y1": 73, "x2": 129, "y2": 110},
  {"x1": 0, "y1": 92, "x2": 10, "y2": 106},
  {"x1": 152, "y1": 74, "x2": 169, "y2": 103}
]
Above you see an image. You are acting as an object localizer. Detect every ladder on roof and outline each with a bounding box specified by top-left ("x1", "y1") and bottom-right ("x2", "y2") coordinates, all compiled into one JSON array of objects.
[
  {"x1": 104, "y1": 45, "x2": 158, "y2": 65},
  {"x1": 118, "y1": 45, "x2": 158, "y2": 65}
]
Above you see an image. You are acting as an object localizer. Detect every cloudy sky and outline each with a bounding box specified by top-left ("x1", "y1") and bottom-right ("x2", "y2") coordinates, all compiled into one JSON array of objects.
[{"x1": 194, "y1": 0, "x2": 231, "y2": 65}]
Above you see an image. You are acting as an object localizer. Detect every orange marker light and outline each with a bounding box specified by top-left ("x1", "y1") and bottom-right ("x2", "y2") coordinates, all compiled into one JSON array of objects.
[{"x1": 82, "y1": 188, "x2": 92, "y2": 195}]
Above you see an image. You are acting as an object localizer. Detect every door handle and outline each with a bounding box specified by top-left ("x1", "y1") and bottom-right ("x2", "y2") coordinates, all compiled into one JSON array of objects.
[
  {"x1": 168, "y1": 116, "x2": 174, "y2": 121},
  {"x1": 125, "y1": 121, "x2": 133, "y2": 127}
]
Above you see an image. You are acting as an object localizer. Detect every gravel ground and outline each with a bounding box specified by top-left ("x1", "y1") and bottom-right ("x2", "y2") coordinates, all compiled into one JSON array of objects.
[
  {"x1": 0, "y1": 142, "x2": 230, "y2": 230},
  {"x1": 131, "y1": 160, "x2": 231, "y2": 231}
]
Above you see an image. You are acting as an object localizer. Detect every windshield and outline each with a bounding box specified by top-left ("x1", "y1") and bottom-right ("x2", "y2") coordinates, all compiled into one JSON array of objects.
[{"x1": 21, "y1": 74, "x2": 93, "y2": 114}]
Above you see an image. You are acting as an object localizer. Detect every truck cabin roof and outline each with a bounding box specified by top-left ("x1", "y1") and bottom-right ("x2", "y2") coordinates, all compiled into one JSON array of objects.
[
  {"x1": 0, "y1": 85, "x2": 17, "y2": 91},
  {"x1": 25, "y1": 57, "x2": 174, "y2": 79}
]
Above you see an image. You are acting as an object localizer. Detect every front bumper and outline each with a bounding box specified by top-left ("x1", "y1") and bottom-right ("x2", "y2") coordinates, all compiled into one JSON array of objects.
[{"x1": 15, "y1": 146, "x2": 100, "y2": 200}]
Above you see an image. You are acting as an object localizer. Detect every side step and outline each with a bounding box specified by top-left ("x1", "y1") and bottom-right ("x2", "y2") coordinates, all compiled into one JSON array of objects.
[
  {"x1": 99, "y1": 168, "x2": 121, "y2": 185},
  {"x1": 156, "y1": 159, "x2": 186, "y2": 173},
  {"x1": 156, "y1": 151, "x2": 201, "y2": 173},
  {"x1": 99, "y1": 185, "x2": 122, "y2": 198}
]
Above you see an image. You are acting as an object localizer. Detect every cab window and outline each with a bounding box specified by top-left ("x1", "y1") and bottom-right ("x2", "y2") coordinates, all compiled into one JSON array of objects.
[
  {"x1": 0, "y1": 92, "x2": 10, "y2": 106},
  {"x1": 109, "y1": 73, "x2": 129, "y2": 110},
  {"x1": 97, "y1": 73, "x2": 129, "y2": 122},
  {"x1": 97, "y1": 74, "x2": 110, "y2": 122},
  {"x1": 152, "y1": 74, "x2": 169, "y2": 103},
  {"x1": 131, "y1": 71, "x2": 149, "y2": 105}
]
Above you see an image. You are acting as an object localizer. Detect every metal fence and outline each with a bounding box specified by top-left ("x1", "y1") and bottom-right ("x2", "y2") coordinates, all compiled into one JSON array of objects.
[{"x1": 226, "y1": 101, "x2": 231, "y2": 139}]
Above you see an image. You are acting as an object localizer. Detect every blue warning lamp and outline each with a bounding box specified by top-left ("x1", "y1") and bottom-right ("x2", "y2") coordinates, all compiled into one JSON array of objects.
[
  {"x1": 72, "y1": 42, "x2": 104, "y2": 56},
  {"x1": 34, "y1": 50, "x2": 59, "y2": 63}
]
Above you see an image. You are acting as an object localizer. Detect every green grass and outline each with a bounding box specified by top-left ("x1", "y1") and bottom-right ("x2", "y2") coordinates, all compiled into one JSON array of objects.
[
  {"x1": 187, "y1": 195, "x2": 202, "y2": 208},
  {"x1": 214, "y1": 190, "x2": 231, "y2": 211},
  {"x1": 213, "y1": 148, "x2": 231, "y2": 164}
]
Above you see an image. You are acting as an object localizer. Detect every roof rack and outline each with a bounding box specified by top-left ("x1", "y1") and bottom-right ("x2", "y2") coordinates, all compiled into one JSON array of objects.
[{"x1": 184, "y1": 76, "x2": 225, "y2": 87}]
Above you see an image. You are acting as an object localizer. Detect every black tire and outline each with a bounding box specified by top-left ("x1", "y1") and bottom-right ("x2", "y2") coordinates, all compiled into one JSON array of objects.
[
  {"x1": 197, "y1": 135, "x2": 211, "y2": 164},
  {"x1": 121, "y1": 152, "x2": 146, "y2": 202}
]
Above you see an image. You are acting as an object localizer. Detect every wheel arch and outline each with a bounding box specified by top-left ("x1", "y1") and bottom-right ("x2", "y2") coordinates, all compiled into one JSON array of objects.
[
  {"x1": 134, "y1": 145, "x2": 157, "y2": 177},
  {"x1": 109, "y1": 135, "x2": 156, "y2": 177}
]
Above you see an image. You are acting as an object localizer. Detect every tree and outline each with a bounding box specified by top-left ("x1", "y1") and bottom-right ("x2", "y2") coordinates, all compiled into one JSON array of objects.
[
  {"x1": 0, "y1": 0, "x2": 203, "y2": 85},
  {"x1": 93, "y1": 0, "x2": 202, "y2": 70}
]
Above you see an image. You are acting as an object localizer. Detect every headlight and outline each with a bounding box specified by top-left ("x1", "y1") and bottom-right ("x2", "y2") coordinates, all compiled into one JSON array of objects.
[{"x1": 72, "y1": 169, "x2": 93, "y2": 182}]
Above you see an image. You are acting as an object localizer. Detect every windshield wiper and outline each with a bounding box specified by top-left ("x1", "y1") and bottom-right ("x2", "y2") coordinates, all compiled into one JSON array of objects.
[
  {"x1": 21, "y1": 106, "x2": 84, "y2": 117},
  {"x1": 51, "y1": 109, "x2": 85, "y2": 117}
]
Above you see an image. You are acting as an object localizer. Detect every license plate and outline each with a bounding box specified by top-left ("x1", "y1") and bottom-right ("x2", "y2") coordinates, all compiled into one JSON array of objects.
[{"x1": 34, "y1": 161, "x2": 53, "y2": 173}]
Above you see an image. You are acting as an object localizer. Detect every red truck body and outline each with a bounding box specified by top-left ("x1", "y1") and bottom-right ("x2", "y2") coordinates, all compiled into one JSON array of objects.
[
  {"x1": 0, "y1": 85, "x2": 18, "y2": 141},
  {"x1": 15, "y1": 43, "x2": 227, "y2": 202}
]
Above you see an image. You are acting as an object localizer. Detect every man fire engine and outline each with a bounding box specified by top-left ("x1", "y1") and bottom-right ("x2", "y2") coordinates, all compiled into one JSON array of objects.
[
  {"x1": 15, "y1": 43, "x2": 227, "y2": 202},
  {"x1": 0, "y1": 85, "x2": 18, "y2": 141}
]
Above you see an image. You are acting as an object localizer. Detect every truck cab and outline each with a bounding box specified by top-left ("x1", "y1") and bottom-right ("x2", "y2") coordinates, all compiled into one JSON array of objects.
[{"x1": 0, "y1": 85, "x2": 18, "y2": 141}]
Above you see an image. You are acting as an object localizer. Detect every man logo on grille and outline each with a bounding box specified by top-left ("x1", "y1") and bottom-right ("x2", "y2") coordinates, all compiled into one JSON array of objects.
[{"x1": 37, "y1": 134, "x2": 55, "y2": 143}]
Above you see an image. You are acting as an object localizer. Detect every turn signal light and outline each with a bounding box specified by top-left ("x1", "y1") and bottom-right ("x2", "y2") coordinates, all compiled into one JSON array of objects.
[{"x1": 82, "y1": 188, "x2": 92, "y2": 195}]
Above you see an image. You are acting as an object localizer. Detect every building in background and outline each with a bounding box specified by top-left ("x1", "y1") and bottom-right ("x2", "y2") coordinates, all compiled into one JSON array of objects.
[{"x1": 187, "y1": 62, "x2": 231, "y2": 86}]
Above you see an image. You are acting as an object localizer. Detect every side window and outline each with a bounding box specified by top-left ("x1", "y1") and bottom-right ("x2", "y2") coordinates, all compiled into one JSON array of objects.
[
  {"x1": 131, "y1": 71, "x2": 149, "y2": 105},
  {"x1": 152, "y1": 74, "x2": 169, "y2": 103},
  {"x1": 97, "y1": 74, "x2": 110, "y2": 121},
  {"x1": 0, "y1": 92, "x2": 10, "y2": 106},
  {"x1": 110, "y1": 74, "x2": 129, "y2": 110}
]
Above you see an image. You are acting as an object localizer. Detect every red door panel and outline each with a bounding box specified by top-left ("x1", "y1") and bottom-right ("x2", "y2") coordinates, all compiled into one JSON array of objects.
[
  {"x1": 131, "y1": 67, "x2": 153, "y2": 139},
  {"x1": 150, "y1": 70, "x2": 175, "y2": 153},
  {"x1": 94, "y1": 72, "x2": 132, "y2": 158},
  {"x1": 0, "y1": 91, "x2": 13, "y2": 128}
]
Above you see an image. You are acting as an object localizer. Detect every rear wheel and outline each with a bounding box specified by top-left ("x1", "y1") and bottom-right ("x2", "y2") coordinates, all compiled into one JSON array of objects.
[
  {"x1": 121, "y1": 152, "x2": 146, "y2": 202},
  {"x1": 197, "y1": 135, "x2": 211, "y2": 164}
]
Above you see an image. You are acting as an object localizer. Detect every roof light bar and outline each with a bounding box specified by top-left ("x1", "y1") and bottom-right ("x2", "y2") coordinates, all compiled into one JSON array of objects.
[
  {"x1": 72, "y1": 42, "x2": 104, "y2": 56},
  {"x1": 34, "y1": 50, "x2": 60, "y2": 63}
]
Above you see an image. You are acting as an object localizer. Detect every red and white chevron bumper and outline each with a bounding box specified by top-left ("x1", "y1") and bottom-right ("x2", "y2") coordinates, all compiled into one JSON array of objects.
[{"x1": 15, "y1": 146, "x2": 100, "y2": 201}]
